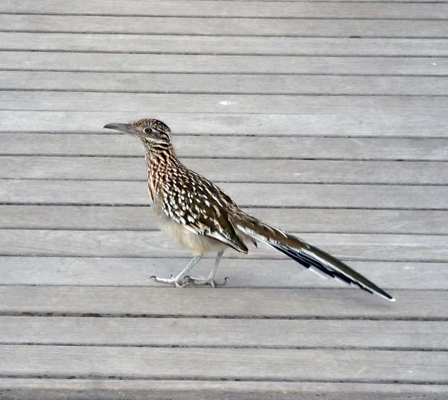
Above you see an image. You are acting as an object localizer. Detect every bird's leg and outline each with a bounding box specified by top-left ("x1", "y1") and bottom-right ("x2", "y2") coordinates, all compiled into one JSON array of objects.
[
  {"x1": 150, "y1": 255, "x2": 203, "y2": 287},
  {"x1": 186, "y1": 250, "x2": 227, "y2": 287}
]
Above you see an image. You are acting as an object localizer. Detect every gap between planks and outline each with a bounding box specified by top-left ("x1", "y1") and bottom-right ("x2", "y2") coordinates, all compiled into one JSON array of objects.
[
  {"x1": 1, "y1": 111, "x2": 447, "y2": 138},
  {"x1": 3, "y1": 92, "x2": 448, "y2": 115},
  {"x1": 2, "y1": 36, "x2": 448, "y2": 56},
  {"x1": 0, "y1": 379, "x2": 447, "y2": 400},
  {"x1": 1, "y1": 15, "x2": 447, "y2": 38},
  {"x1": 0, "y1": 345, "x2": 447, "y2": 382}
]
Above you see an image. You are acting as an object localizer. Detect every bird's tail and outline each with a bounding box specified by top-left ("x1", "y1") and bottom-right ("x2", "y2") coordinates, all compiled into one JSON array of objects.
[{"x1": 232, "y1": 211, "x2": 395, "y2": 302}]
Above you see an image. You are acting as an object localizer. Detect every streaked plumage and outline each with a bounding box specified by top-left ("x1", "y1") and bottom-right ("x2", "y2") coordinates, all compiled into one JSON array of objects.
[{"x1": 104, "y1": 119, "x2": 395, "y2": 301}]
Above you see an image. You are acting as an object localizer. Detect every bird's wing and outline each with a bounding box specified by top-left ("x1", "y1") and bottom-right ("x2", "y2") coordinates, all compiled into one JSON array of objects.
[{"x1": 161, "y1": 172, "x2": 248, "y2": 253}]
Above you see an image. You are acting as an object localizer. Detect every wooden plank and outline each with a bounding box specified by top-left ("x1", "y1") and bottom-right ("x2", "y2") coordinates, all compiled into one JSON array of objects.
[
  {"x1": 0, "y1": 230, "x2": 445, "y2": 261},
  {"x1": 1, "y1": 257, "x2": 446, "y2": 290},
  {"x1": 0, "y1": 380, "x2": 447, "y2": 400},
  {"x1": 2, "y1": 34, "x2": 447, "y2": 56},
  {"x1": 0, "y1": 286, "x2": 446, "y2": 318},
  {"x1": 2, "y1": 0, "x2": 448, "y2": 19},
  {"x1": 0, "y1": 103, "x2": 447, "y2": 138},
  {"x1": 1, "y1": 286, "x2": 445, "y2": 318},
  {"x1": 3, "y1": 92, "x2": 448, "y2": 115},
  {"x1": 0, "y1": 110, "x2": 448, "y2": 140},
  {"x1": 1, "y1": 316, "x2": 447, "y2": 349},
  {"x1": 4, "y1": 53, "x2": 448, "y2": 77},
  {"x1": 0, "y1": 345, "x2": 447, "y2": 382},
  {"x1": 2, "y1": 135, "x2": 447, "y2": 157},
  {"x1": 2, "y1": 71, "x2": 447, "y2": 95},
  {"x1": 2, "y1": 157, "x2": 447, "y2": 184},
  {"x1": 2, "y1": 15, "x2": 447, "y2": 38},
  {"x1": 1, "y1": 206, "x2": 446, "y2": 234},
  {"x1": 2, "y1": 180, "x2": 447, "y2": 209}
]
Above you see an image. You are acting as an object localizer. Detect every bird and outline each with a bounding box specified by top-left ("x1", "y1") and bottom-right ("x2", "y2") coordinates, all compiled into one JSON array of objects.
[{"x1": 104, "y1": 118, "x2": 395, "y2": 302}]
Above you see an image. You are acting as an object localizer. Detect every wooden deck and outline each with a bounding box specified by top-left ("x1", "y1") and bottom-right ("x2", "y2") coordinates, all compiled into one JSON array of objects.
[{"x1": 0, "y1": 0, "x2": 447, "y2": 398}]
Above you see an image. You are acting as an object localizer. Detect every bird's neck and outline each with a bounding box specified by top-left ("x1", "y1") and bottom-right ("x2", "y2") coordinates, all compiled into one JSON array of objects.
[
  {"x1": 145, "y1": 142, "x2": 180, "y2": 170},
  {"x1": 144, "y1": 143, "x2": 182, "y2": 201}
]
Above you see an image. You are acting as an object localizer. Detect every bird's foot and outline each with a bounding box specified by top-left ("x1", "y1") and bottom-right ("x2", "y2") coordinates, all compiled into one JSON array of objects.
[
  {"x1": 184, "y1": 276, "x2": 228, "y2": 288},
  {"x1": 149, "y1": 275, "x2": 189, "y2": 288}
]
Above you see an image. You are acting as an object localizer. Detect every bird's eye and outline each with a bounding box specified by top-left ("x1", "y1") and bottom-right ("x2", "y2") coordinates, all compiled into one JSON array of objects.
[{"x1": 143, "y1": 127, "x2": 152, "y2": 134}]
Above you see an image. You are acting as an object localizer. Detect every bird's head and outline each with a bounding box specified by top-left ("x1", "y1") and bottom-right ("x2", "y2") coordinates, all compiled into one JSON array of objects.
[{"x1": 104, "y1": 118, "x2": 172, "y2": 146}]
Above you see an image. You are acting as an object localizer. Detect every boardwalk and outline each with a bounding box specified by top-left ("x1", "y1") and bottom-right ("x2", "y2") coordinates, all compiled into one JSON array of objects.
[{"x1": 0, "y1": 0, "x2": 447, "y2": 398}]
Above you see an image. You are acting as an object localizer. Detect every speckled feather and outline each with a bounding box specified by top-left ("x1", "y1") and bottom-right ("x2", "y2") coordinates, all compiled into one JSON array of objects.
[{"x1": 142, "y1": 124, "x2": 248, "y2": 253}]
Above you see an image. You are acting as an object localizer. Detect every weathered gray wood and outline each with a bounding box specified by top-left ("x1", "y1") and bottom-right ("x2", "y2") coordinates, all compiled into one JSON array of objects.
[
  {"x1": 0, "y1": 110, "x2": 448, "y2": 138},
  {"x1": 2, "y1": 180, "x2": 447, "y2": 209},
  {"x1": 1, "y1": 257, "x2": 446, "y2": 290},
  {"x1": 0, "y1": 345, "x2": 447, "y2": 382},
  {"x1": 1, "y1": 316, "x2": 447, "y2": 349},
  {"x1": 2, "y1": 35, "x2": 447, "y2": 56},
  {"x1": 0, "y1": 380, "x2": 447, "y2": 400},
  {"x1": 3, "y1": 134, "x2": 447, "y2": 158},
  {"x1": 0, "y1": 230, "x2": 445, "y2": 261},
  {"x1": 1, "y1": 206, "x2": 446, "y2": 234},
  {"x1": 1, "y1": 286, "x2": 445, "y2": 318},
  {"x1": 0, "y1": 0, "x2": 445, "y2": 396},
  {"x1": 2, "y1": 157, "x2": 446, "y2": 185},
  {"x1": 2, "y1": 15, "x2": 447, "y2": 37},
  {"x1": 2, "y1": 0, "x2": 447, "y2": 19},
  {"x1": 2, "y1": 71, "x2": 447, "y2": 95},
  {"x1": 4, "y1": 92, "x2": 448, "y2": 115}
]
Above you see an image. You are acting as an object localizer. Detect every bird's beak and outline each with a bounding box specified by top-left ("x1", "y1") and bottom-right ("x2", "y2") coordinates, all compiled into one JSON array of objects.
[{"x1": 103, "y1": 123, "x2": 136, "y2": 135}]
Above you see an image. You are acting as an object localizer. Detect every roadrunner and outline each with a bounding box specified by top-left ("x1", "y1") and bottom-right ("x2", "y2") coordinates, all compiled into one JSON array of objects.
[{"x1": 104, "y1": 119, "x2": 394, "y2": 301}]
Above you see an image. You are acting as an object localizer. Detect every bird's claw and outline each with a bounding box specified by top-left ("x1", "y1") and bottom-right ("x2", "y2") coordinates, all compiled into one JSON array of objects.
[
  {"x1": 150, "y1": 275, "x2": 189, "y2": 288},
  {"x1": 184, "y1": 276, "x2": 229, "y2": 287}
]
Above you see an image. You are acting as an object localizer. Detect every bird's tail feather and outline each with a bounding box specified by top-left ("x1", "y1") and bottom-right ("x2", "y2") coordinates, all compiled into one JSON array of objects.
[{"x1": 232, "y1": 212, "x2": 395, "y2": 302}]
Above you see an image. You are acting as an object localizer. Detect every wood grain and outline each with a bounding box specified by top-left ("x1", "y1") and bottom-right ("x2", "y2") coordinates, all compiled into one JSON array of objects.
[
  {"x1": 1, "y1": 316, "x2": 446, "y2": 349},
  {"x1": 2, "y1": 0, "x2": 447, "y2": 19},
  {"x1": 3, "y1": 135, "x2": 447, "y2": 157},
  {"x1": 2, "y1": 15, "x2": 447, "y2": 37},
  {"x1": 0, "y1": 345, "x2": 447, "y2": 381},
  {"x1": 3, "y1": 92, "x2": 448, "y2": 115},
  {"x1": 0, "y1": 380, "x2": 447, "y2": 400},
  {"x1": 2, "y1": 71, "x2": 447, "y2": 95},
  {"x1": 2, "y1": 109, "x2": 447, "y2": 139},
  {"x1": 1, "y1": 0, "x2": 447, "y2": 395},
  {"x1": 2, "y1": 35, "x2": 447, "y2": 56},
  {"x1": 0, "y1": 286, "x2": 446, "y2": 318}
]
